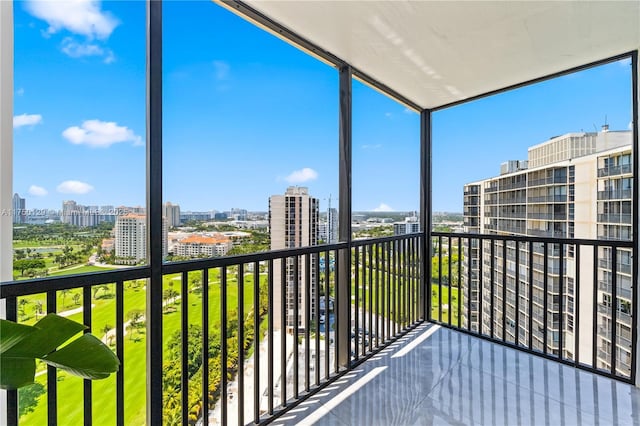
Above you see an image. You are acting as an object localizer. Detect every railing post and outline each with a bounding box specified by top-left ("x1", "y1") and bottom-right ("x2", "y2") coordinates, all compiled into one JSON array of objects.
[
  {"x1": 420, "y1": 110, "x2": 432, "y2": 321},
  {"x1": 0, "y1": 1, "x2": 13, "y2": 424},
  {"x1": 146, "y1": 0, "x2": 164, "y2": 423},
  {"x1": 337, "y1": 64, "x2": 352, "y2": 369}
]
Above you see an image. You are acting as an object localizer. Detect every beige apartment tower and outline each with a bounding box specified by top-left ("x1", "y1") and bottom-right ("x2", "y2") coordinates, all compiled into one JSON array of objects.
[
  {"x1": 269, "y1": 186, "x2": 319, "y2": 332},
  {"x1": 462, "y1": 128, "x2": 633, "y2": 378}
]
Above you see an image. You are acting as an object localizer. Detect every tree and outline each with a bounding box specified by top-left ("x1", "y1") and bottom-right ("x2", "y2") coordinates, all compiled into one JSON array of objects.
[
  {"x1": 33, "y1": 300, "x2": 43, "y2": 320},
  {"x1": 18, "y1": 299, "x2": 29, "y2": 319},
  {"x1": 61, "y1": 289, "x2": 71, "y2": 308},
  {"x1": 72, "y1": 293, "x2": 81, "y2": 306},
  {"x1": 13, "y1": 259, "x2": 46, "y2": 276},
  {"x1": 18, "y1": 383, "x2": 45, "y2": 417}
]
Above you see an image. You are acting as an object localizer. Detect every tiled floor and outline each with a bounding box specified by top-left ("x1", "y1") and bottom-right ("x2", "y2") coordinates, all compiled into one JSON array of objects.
[{"x1": 274, "y1": 324, "x2": 640, "y2": 425}]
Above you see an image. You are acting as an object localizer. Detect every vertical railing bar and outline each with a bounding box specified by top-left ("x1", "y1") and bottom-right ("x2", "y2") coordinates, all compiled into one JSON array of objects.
[
  {"x1": 592, "y1": 244, "x2": 599, "y2": 370},
  {"x1": 559, "y1": 243, "x2": 565, "y2": 361},
  {"x1": 467, "y1": 237, "x2": 472, "y2": 332},
  {"x1": 394, "y1": 239, "x2": 399, "y2": 336},
  {"x1": 314, "y1": 252, "x2": 320, "y2": 387},
  {"x1": 438, "y1": 235, "x2": 442, "y2": 323},
  {"x1": 181, "y1": 271, "x2": 189, "y2": 426},
  {"x1": 448, "y1": 236, "x2": 452, "y2": 327},
  {"x1": 528, "y1": 241, "x2": 534, "y2": 351},
  {"x1": 490, "y1": 239, "x2": 495, "y2": 339},
  {"x1": 47, "y1": 290, "x2": 57, "y2": 426},
  {"x1": 354, "y1": 245, "x2": 367, "y2": 356},
  {"x1": 354, "y1": 245, "x2": 360, "y2": 360},
  {"x1": 575, "y1": 246, "x2": 581, "y2": 366},
  {"x1": 238, "y1": 263, "x2": 245, "y2": 425},
  {"x1": 386, "y1": 241, "x2": 391, "y2": 340},
  {"x1": 115, "y1": 281, "x2": 124, "y2": 426},
  {"x1": 83, "y1": 285, "x2": 92, "y2": 426},
  {"x1": 6, "y1": 298, "x2": 18, "y2": 426},
  {"x1": 252, "y1": 263, "x2": 259, "y2": 424},
  {"x1": 280, "y1": 259, "x2": 287, "y2": 406},
  {"x1": 293, "y1": 256, "x2": 299, "y2": 399},
  {"x1": 267, "y1": 260, "x2": 274, "y2": 415},
  {"x1": 411, "y1": 237, "x2": 416, "y2": 324},
  {"x1": 221, "y1": 266, "x2": 228, "y2": 425},
  {"x1": 202, "y1": 269, "x2": 210, "y2": 424},
  {"x1": 383, "y1": 241, "x2": 388, "y2": 342},
  {"x1": 611, "y1": 247, "x2": 618, "y2": 376},
  {"x1": 543, "y1": 242, "x2": 549, "y2": 355},
  {"x1": 501, "y1": 241, "x2": 506, "y2": 342},
  {"x1": 334, "y1": 249, "x2": 340, "y2": 373},
  {"x1": 304, "y1": 253, "x2": 311, "y2": 393},
  {"x1": 266, "y1": 260, "x2": 274, "y2": 415},
  {"x1": 375, "y1": 242, "x2": 380, "y2": 348},
  {"x1": 479, "y1": 237, "x2": 484, "y2": 335},
  {"x1": 324, "y1": 250, "x2": 329, "y2": 381},
  {"x1": 369, "y1": 242, "x2": 374, "y2": 353},
  {"x1": 458, "y1": 236, "x2": 462, "y2": 328},
  {"x1": 515, "y1": 241, "x2": 520, "y2": 346},
  {"x1": 362, "y1": 245, "x2": 367, "y2": 356}
]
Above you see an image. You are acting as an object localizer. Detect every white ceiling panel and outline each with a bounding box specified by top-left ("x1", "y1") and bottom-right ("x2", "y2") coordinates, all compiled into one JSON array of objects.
[{"x1": 225, "y1": 1, "x2": 640, "y2": 109}]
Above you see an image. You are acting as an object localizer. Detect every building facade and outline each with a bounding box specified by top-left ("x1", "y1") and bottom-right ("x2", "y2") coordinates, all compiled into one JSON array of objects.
[
  {"x1": 462, "y1": 128, "x2": 633, "y2": 377},
  {"x1": 12, "y1": 193, "x2": 25, "y2": 224},
  {"x1": 115, "y1": 214, "x2": 167, "y2": 264},
  {"x1": 163, "y1": 202, "x2": 181, "y2": 228},
  {"x1": 174, "y1": 234, "x2": 232, "y2": 258},
  {"x1": 269, "y1": 186, "x2": 319, "y2": 331}
]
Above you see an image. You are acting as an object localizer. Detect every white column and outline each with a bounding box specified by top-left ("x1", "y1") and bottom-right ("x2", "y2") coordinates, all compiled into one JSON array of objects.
[{"x1": 0, "y1": 0, "x2": 13, "y2": 420}]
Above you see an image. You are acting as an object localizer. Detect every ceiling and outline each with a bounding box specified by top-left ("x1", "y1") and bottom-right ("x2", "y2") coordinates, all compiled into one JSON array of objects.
[{"x1": 221, "y1": 1, "x2": 640, "y2": 110}]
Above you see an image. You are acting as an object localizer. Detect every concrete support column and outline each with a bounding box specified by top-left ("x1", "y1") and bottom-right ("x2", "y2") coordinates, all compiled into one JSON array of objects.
[{"x1": 337, "y1": 65, "x2": 352, "y2": 369}]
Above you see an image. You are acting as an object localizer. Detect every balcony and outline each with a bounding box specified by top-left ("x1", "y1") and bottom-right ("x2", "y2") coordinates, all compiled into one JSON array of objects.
[
  {"x1": 597, "y1": 190, "x2": 633, "y2": 200},
  {"x1": 1, "y1": 232, "x2": 637, "y2": 425},
  {"x1": 598, "y1": 164, "x2": 633, "y2": 177},
  {"x1": 1, "y1": 1, "x2": 639, "y2": 425}
]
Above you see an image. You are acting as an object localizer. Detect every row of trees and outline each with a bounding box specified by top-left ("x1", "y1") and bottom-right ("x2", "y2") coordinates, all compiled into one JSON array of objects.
[{"x1": 162, "y1": 281, "x2": 269, "y2": 425}]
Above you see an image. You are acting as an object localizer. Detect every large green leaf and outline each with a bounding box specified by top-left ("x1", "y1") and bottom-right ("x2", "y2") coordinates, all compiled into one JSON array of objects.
[
  {"x1": 42, "y1": 334, "x2": 120, "y2": 380},
  {"x1": 0, "y1": 356, "x2": 35, "y2": 390},
  {"x1": 4, "y1": 314, "x2": 86, "y2": 358},
  {"x1": 0, "y1": 320, "x2": 36, "y2": 355}
]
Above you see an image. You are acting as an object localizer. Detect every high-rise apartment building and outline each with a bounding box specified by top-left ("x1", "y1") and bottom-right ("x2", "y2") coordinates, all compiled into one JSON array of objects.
[
  {"x1": 462, "y1": 128, "x2": 632, "y2": 376},
  {"x1": 163, "y1": 202, "x2": 181, "y2": 228},
  {"x1": 12, "y1": 193, "x2": 25, "y2": 224},
  {"x1": 115, "y1": 214, "x2": 167, "y2": 264},
  {"x1": 269, "y1": 186, "x2": 319, "y2": 331},
  {"x1": 393, "y1": 212, "x2": 420, "y2": 235},
  {"x1": 319, "y1": 207, "x2": 338, "y2": 244}
]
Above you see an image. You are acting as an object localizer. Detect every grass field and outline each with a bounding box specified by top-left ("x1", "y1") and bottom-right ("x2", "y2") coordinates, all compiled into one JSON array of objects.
[{"x1": 19, "y1": 269, "x2": 259, "y2": 425}]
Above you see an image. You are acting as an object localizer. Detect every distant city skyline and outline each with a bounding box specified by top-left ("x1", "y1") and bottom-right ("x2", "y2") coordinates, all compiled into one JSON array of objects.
[{"x1": 12, "y1": 1, "x2": 632, "y2": 214}]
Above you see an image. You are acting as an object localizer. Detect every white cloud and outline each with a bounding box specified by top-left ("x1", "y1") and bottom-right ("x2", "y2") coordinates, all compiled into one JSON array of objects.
[
  {"x1": 25, "y1": 0, "x2": 119, "y2": 39},
  {"x1": 16, "y1": 88, "x2": 24, "y2": 96},
  {"x1": 213, "y1": 60, "x2": 230, "y2": 80},
  {"x1": 630, "y1": 121, "x2": 633, "y2": 130},
  {"x1": 62, "y1": 120, "x2": 142, "y2": 148},
  {"x1": 385, "y1": 112, "x2": 392, "y2": 118},
  {"x1": 284, "y1": 167, "x2": 318, "y2": 184},
  {"x1": 28, "y1": 185, "x2": 48, "y2": 196},
  {"x1": 373, "y1": 203, "x2": 394, "y2": 212},
  {"x1": 60, "y1": 37, "x2": 115, "y2": 62},
  {"x1": 362, "y1": 144, "x2": 382, "y2": 150},
  {"x1": 13, "y1": 113, "x2": 43, "y2": 128},
  {"x1": 57, "y1": 180, "x2": 94, "y2": 194}
]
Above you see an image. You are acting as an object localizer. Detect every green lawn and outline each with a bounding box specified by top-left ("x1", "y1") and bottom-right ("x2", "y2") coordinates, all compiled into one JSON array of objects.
[{"x1": 19, "y1": 269, "x2": 259, "y2": 425}]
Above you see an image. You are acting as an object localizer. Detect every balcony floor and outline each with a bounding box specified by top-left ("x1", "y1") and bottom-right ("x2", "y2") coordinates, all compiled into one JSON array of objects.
[{"x1": 275, "y1": 323, "x2": 640, "y2": 426}]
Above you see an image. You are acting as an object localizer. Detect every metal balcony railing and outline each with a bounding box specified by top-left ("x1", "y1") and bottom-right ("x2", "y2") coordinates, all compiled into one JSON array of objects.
[
  {"x1": 597, "y1": 189, "x2": 633, "y2": 200},
  {"x1": 597, "y1": 164, "x2": 632, "y2": 177},
  {"x1": 1, "y1": 234, "x2": 423, "y2": 426},
  {"x1": 431, "y1": 231, "x2": 635, "y2": 385},
  {"x1": 597, "y1": 213, "x2": 633, "y2": 224}
]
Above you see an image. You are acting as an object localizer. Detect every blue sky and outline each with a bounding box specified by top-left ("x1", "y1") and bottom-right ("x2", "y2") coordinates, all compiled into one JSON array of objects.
[{"x1": 13, "y1": 1, "x2": 632, "y2": 214}]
